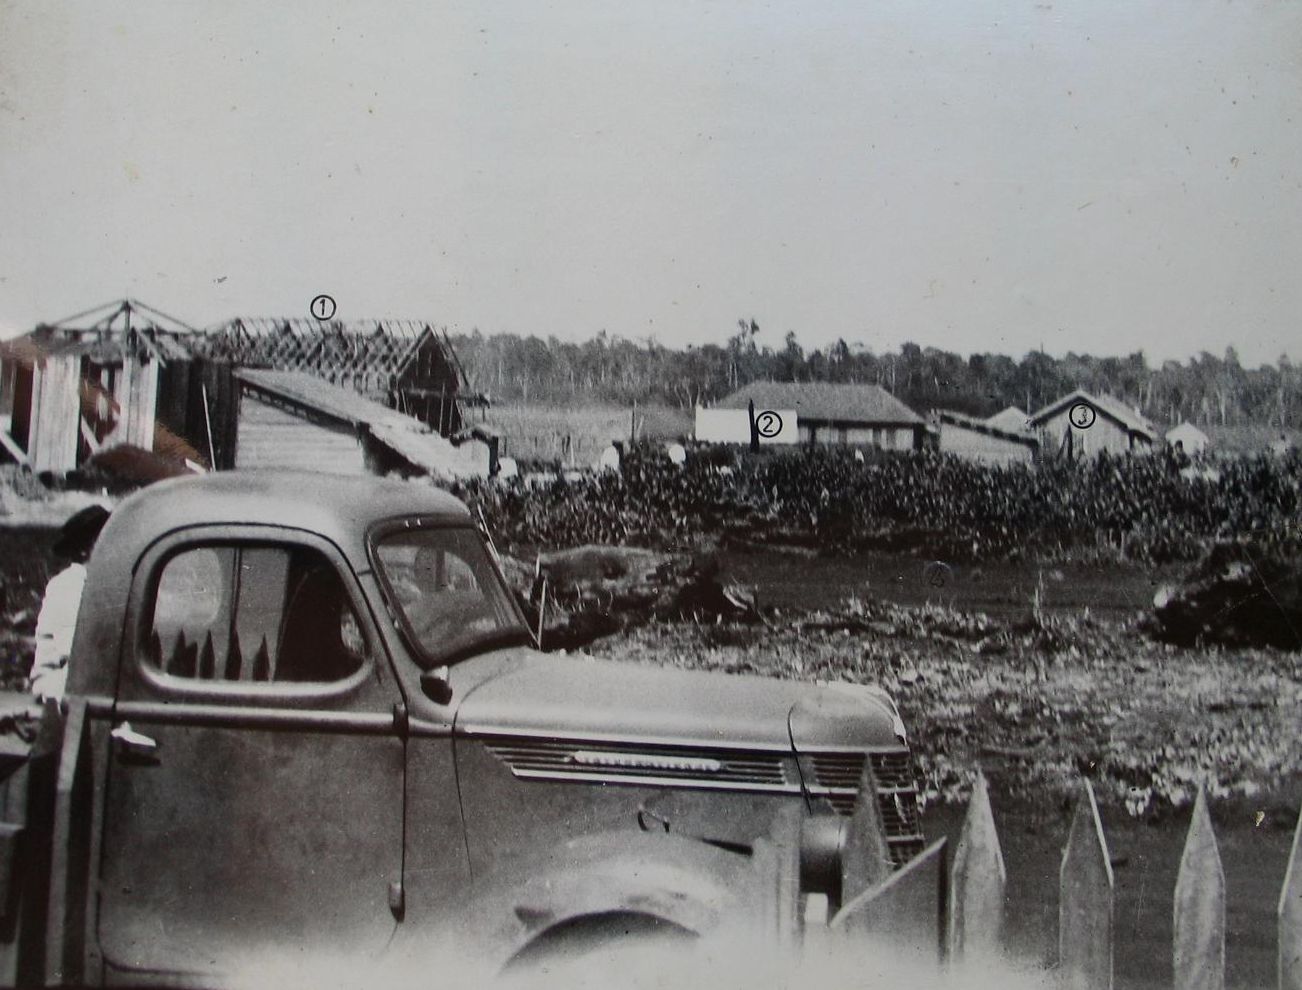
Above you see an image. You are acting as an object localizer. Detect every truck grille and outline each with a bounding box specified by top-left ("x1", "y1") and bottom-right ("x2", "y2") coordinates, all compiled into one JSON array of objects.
[
  {"x1": 808, "y1": 750, "x2": 926, "y2": 867},
  {"x1": 483, "y1": 738, "x2": 793, "y2": 789}
]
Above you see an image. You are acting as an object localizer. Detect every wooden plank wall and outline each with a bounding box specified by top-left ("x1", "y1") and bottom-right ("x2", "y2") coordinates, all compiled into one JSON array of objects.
[
  {"x1": 234, "y1": 393, "x2": 366, "y2": 475},
  {"x1": 28, "y1": 355, "x2": 81, "y2": 473}
]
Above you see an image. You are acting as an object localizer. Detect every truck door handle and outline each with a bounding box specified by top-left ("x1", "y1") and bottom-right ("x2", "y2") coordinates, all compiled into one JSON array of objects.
[{"x1": 111, "y1": 722, "x2": 159, "y2": 760}]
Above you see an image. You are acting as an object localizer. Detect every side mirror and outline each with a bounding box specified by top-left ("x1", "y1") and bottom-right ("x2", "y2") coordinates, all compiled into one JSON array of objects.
[{"x1": 420, "y1": 668, "x2": 454, "y2": 706}]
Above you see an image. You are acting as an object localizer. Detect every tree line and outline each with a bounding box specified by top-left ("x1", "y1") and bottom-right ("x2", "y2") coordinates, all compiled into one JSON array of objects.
[{"x1": 449, "y1": 320, "x2": 1299, "y2": 427}]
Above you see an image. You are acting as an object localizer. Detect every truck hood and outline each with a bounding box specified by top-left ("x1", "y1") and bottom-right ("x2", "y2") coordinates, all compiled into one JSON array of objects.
[{"x1": 452, "y1": 647, "x2": 904, "y2": 752}]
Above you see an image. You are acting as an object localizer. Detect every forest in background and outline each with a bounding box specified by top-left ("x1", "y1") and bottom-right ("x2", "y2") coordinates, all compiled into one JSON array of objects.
[{"x1": 450, "y1": 320, "x2": 1300, "y2": 428}]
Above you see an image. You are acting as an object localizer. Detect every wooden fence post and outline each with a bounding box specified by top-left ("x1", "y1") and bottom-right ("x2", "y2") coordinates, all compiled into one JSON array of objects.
[
  {"x1": 1060, "y1": 779, "x2": 1113, "y2": 990},
  {"x1": 1281, "y1": 804, "x2": 1302, "y2": 990},
  {"x1": 950, "y1": 771, "x2": 1006, "y2": 960},
  {"x1": 1173, "y1": 788, "x2": 1225, "y2": 990}
]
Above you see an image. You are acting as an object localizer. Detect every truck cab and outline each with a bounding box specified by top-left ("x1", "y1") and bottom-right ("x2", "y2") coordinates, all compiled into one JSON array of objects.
[{"x1": 4, "y1": 471, "x2": 932, "y2": 987}]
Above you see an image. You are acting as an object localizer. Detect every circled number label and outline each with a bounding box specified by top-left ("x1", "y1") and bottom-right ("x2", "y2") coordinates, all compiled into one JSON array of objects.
[
  {"x1": 1068, "y1": 402, "x2": 1096, "y2": 430},
  {"x1": 310, "y1": 294, "x2": 337, "y2": 321},
  {"x1": 755, "y1": 410, "x2": 784, "y2": 438}
]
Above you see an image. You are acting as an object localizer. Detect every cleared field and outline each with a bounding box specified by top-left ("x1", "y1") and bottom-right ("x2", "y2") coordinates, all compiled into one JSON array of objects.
[{"x1": 478, "y1": 404, "x2": 693, "y2": 466}]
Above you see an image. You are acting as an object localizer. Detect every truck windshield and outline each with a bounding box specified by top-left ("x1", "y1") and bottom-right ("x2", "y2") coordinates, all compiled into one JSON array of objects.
[{"x1": 372, "y1": 526, "x2": 530, "y2": 666}]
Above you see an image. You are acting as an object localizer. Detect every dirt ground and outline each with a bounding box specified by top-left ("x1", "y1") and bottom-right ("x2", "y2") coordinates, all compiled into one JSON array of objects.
[{"x1": 596, "y1": 558, "x2": 1300, "y2": 989}]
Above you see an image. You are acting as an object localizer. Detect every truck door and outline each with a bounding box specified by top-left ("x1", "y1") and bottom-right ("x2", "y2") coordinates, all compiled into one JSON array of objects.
[{"x1": 97, "y1": 528, "x2": 405, "y2": 985}]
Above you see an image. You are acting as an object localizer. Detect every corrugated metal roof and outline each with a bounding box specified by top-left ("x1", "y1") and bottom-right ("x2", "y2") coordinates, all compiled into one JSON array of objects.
[{"x1": 716, "y1": 381, "x2": 925, "y2": 425}]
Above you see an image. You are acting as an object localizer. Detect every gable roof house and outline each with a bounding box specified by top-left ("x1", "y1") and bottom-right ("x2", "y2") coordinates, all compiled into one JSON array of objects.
[
  {"x1": 717, "y1": 381, "x2": 927, "y2": 450},
  {"x1": 1029, "y1": 389, "x2": 1157, "y2": 459},
  {"x1": 196, "y1": 318, "x2": 485, "y2": 438},
  {"x1": 0, "y1": 299, "x2": 209, "y2": 473}
]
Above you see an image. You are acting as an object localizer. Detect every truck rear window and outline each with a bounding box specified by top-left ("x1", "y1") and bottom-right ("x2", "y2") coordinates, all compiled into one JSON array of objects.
[
  {"x1": 147, "y1": 543, "x2": 367, "y2": 684},
  {"x1": 372, "y1": 527, "x2": 527, "y2": 665}
]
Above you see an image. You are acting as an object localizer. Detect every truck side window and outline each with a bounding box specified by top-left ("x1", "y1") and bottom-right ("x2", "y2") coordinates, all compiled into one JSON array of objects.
[{"x1": 147, "y1": 543, "x2": 367, "y2": 684}]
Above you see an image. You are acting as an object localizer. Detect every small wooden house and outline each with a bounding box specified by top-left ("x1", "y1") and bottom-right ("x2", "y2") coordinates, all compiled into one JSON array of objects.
[
  {"x1": 1165, "y1": 421, "x2": 1210, "y2": 455},
  {"x1": 1029, "y1": 389, "x2": 1157, "y2": 459},
  {"x1": 715, "y1": 382, "x2": 927, "y2": 450}
]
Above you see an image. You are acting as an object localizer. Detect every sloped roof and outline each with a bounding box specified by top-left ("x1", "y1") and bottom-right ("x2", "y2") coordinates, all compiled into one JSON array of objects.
[
  {"x1": 934, "y1": 408, "x2": 1038, "y2": 446},
  {"x1": 0, "y1": 298, "x2": 201, "y2": 366},
  {"x1": 986, "y1": 406, "x2": 1030, "y2": 433},
  {"x1": 236, "y1": 369, "x2": 420, "y2": 431},
  {"x1": 235, "y1": 369, "x2": 486, "y2": 480},
  {"x1": 1166, "y1": 422, "x2": 1209, "y2": 443},
  {"x1": 716, "y1": 381, "x2": 924, "y2": 425},
  {"x1": 1029, "y1": 389, "x2": 1156, "y2": 439}
]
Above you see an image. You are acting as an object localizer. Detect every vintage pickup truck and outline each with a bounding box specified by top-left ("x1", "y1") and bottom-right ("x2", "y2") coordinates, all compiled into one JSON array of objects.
[{"x1": 0, "y1": 471, "x2": 942, "y2": 988}]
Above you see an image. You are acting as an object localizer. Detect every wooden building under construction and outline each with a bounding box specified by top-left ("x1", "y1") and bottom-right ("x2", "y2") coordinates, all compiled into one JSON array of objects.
[
  {"x1": 196, "y1": 317, "x2": 485, "y2": 437},
  {"x1": 1, "y1": 302, "x2": 488, "y2": 476},
  {"x1": 0, "y1": 300, "x2": 213, "y2": 473}
]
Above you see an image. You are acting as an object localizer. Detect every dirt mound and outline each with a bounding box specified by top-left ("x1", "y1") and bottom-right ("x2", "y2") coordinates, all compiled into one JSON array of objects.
[{"x1": 1148, "y1": 541, "x2": 1302, "y2": 650}]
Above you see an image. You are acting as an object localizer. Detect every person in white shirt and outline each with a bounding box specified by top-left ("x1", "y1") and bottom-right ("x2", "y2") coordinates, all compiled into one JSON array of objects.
[{"x1": 29, "y1": 504, "x2": 110, "y2": 702}]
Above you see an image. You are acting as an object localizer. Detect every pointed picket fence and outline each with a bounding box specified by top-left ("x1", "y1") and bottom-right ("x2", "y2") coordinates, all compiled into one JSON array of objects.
[
  {"x1": 949, "y1": 771, "x2": 1006, "y2": 960},
  {"x1": 945, "y1": 780, "x2": 1302, "y2": 990}
]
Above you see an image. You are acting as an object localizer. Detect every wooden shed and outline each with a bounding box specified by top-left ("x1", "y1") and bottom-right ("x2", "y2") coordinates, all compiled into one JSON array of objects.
[
  {"x1": 198, "y1": 318, "x2": 486, "y2": 437},
  {"x1": 1166, "y1": 421, "x2": 1210, "y2": 455},
  {"x1": 0, "y1": 300, "x2": 209, "y2": 473},
  {"x1": 233, "y1": 369, "x2": 494, "y2": 480}
]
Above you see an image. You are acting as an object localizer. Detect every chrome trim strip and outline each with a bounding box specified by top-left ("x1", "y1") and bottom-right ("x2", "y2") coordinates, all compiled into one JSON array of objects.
[
  {"x1": 570, "y1": 750, "x2": 723, "y2": 773},
  {"x1": 506, "y1": 767, "x2": 804, "y2": 794},
  {"x1": 112, "y1": 700, "x2": 395, "y2": 733},
  {"x1": 461, "y1": 726, "x2": 794, "y2": 753}
]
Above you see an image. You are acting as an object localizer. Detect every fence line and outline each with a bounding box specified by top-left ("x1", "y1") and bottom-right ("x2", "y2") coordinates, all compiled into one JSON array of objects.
[{"x1": 944, "y1": 779, "x2": 1302, "y2": 989}]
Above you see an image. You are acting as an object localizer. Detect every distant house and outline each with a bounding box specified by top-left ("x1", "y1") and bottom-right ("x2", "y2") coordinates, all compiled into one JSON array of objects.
[
  {"x1": 197, "y1": 317, "x2": 485, "y2": 437},
  {"x1": 233, "y1": 369, "x2": 493, "y2": 480},
  {"x1": 715, "y1": 382, "x2": 926, "y2": 450},
  {"x1": 1029, "y1": 389, "x2": 1157, "y2": 458},
  {"x1": 0, "y1": 299, "x2": 210, "y2": 473},
  {"x1": 986, "y1": 406, "x2": 1030, "y2": 434},
  {"x1": 933, "y1": 409, "x2": 1038, "y2": 466},
  {"x1": 1165, "y1": 421, "x2": 1209, "y2": 455}
]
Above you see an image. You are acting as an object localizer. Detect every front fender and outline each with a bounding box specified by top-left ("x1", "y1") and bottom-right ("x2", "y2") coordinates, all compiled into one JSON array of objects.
[{"x1": 454, "y1": 830, "x2": 766, "y2": 970}]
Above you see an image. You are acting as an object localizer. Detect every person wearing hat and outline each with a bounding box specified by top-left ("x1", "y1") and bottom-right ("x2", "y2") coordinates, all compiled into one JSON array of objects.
[{"x1": 29, "y1": 504, "x2": 111, "y2": 702}]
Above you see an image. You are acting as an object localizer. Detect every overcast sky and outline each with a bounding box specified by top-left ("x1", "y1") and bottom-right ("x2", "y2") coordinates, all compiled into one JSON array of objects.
[{"x1": 2, "y1": 0, "x2": 1299, "y2": 366}]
